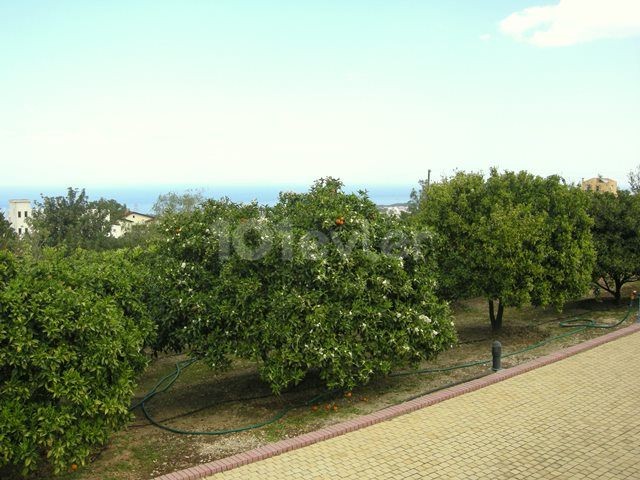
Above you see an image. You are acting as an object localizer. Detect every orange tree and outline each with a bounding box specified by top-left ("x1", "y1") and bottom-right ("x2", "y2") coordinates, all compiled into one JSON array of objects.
[
  {"x1": 149, "y1": 178, "x2": 455, "y2": 393},
  {"x1": 589, "y1": 190, "x2": 640, "y2": 303},
  {"x1": 0, "y1": 248, "x2": 153, "y2": 477},
  {"x1": 410, "y1": 169, "x2": 595, "y2": 330}
]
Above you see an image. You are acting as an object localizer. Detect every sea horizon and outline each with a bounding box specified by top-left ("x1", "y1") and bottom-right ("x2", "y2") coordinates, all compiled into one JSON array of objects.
[{"x1": 0, "y1": 183, "x2": 416, "y2": 215}]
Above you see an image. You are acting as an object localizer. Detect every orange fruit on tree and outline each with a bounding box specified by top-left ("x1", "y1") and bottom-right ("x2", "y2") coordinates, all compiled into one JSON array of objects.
[
  {"x1": 70, "y1": 464, "x2": 78, "y2": 472},
  {"x1": 333, "y1": 405, "x2": 339, "y2": 412}
]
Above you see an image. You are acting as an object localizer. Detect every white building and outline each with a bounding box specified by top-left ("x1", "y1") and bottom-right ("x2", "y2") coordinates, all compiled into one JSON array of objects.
[
  {"x1": 110, "y1": 211, "x2": 155, "y2": 238},
  {"x1": 8, "y1": 199, "x2": 32, "y2": 235},
  {"x1": 378, "y1": 204, "x2": 409, "y2": 217}
]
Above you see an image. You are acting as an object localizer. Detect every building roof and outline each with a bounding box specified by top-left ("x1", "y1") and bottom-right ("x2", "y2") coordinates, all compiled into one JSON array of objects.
[
  {"x1": 126, "y1": 211, "x2": 155, "y2": 218},
  {"x1": 583, "y1": 177, "x2": 616, "y2": 183}
]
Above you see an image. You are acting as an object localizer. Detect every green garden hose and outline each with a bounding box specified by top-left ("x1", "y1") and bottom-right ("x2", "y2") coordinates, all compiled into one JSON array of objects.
[
  {"x1": 129, "y1": 358, "x2": 198, "y2": 412},
  {"x1": 391, "y1": 302, "x2": 634, "y2": 377},
  {"x1": 130, "y1": 359, "x2": 337, "y2": 435},
  {"x1": 140, "y1": 390, "x2": 334, "y2": 435},
  {"x1": 130, "y1": 302, "x2": 635, "y2": 435}
]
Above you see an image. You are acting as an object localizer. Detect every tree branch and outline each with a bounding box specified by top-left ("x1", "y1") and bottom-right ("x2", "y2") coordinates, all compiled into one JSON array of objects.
[{"x1": 594, "y1": 279, "x2": 615, "y2": 295}]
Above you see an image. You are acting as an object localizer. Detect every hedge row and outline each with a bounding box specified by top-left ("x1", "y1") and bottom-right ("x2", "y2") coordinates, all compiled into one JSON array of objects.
[{"x1": 0, "y1": 249, "x2": 153, "y2": 476}]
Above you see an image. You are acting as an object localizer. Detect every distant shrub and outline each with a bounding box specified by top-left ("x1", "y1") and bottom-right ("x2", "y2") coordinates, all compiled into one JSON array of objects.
[{"x1": 0, "y1": 248, "x2": 153, "y2": 476}]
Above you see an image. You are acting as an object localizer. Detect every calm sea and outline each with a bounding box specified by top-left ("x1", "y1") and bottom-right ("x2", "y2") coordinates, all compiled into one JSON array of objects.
[{"x1": 0, "y1": 184, "x2": 415, "y2": 215}]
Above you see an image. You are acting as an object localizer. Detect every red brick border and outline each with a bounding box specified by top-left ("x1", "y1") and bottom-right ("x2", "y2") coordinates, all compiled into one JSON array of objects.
[{"x1": 154, "y1": 322, "x2": 640, "y2": 480}]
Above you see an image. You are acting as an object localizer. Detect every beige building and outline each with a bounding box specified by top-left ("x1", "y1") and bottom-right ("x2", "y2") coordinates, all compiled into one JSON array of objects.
[
  {"x1": 110, "y1": 211, "x2": 155, "y2": 238},
  {"x1": 581, "y1": 177, "x2": 618, "y2": 194}
]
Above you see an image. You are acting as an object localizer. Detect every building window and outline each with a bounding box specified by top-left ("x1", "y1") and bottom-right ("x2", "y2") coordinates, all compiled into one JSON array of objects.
[
  {"x1": 25, "y1": 211, "x2": 28, "y2": 217},
  {"x1": 18, "y1": 228, "x2": 22, "y2": 234},
  {"x1": 18, "y1": 211, "x2": 21, "y2": 218},
  {"x1": 25, "y1": 228, "x2": 29, "y2": 234}
]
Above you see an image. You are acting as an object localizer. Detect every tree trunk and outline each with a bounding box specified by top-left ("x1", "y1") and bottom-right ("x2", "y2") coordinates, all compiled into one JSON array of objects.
[
  {"x1": 489, "y1": 299, "x2": 504, "y2": 331},
  {"x1": 614, "y1": 278, "x2": 622, "y2": 304}
]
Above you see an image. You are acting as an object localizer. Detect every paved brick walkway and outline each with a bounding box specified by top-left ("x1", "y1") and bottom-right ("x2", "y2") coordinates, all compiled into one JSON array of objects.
[{"x1": 202, "y1": 329, "x2": 640, "y2": 479}]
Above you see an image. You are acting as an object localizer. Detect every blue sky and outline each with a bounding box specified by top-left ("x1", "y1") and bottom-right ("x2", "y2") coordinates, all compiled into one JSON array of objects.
[{"x1": 0, "y1": 1, "x2": 639, "y2": 188}]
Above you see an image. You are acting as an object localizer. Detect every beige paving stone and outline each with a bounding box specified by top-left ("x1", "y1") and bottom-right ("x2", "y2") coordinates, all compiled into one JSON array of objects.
[{"x1": 207, "y1": 332, "x2": 640, "y2": 479}]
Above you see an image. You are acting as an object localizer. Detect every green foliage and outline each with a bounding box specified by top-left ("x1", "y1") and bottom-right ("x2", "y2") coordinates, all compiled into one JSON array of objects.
[
  {"x1": 114, "y1": 222, "x2": 159, "y2": 249},
  {"x1": 146, "y1": 197, "x2": 263, "y2": 355},
  {"x1": 589, "y1": 190, "x2": 640, "y2": 302},
  {"x1": 0, "y1": 250, "x2": 16, "y2": 285},
  {"x1": 411, "y1": 169, "x2": 595, "y2": 329},
  {"x1": 0, "y1": 212, "x2": 17, "y2": 251},
  {"x1": 152, "y1": 190, "x2": 205, "y2": 217},
  {"x1": 150, "y1": 178, "x2": 455, "y2": 393},
  {"x1": 629, "y1": 165, "x2": 640, "y2": 195},
  {"x1": 27, "y1": 188, "x2": 127, "y2": 251},
  {"x1": 0, "y1": 248, "x2": 153, "y2": 477}
]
